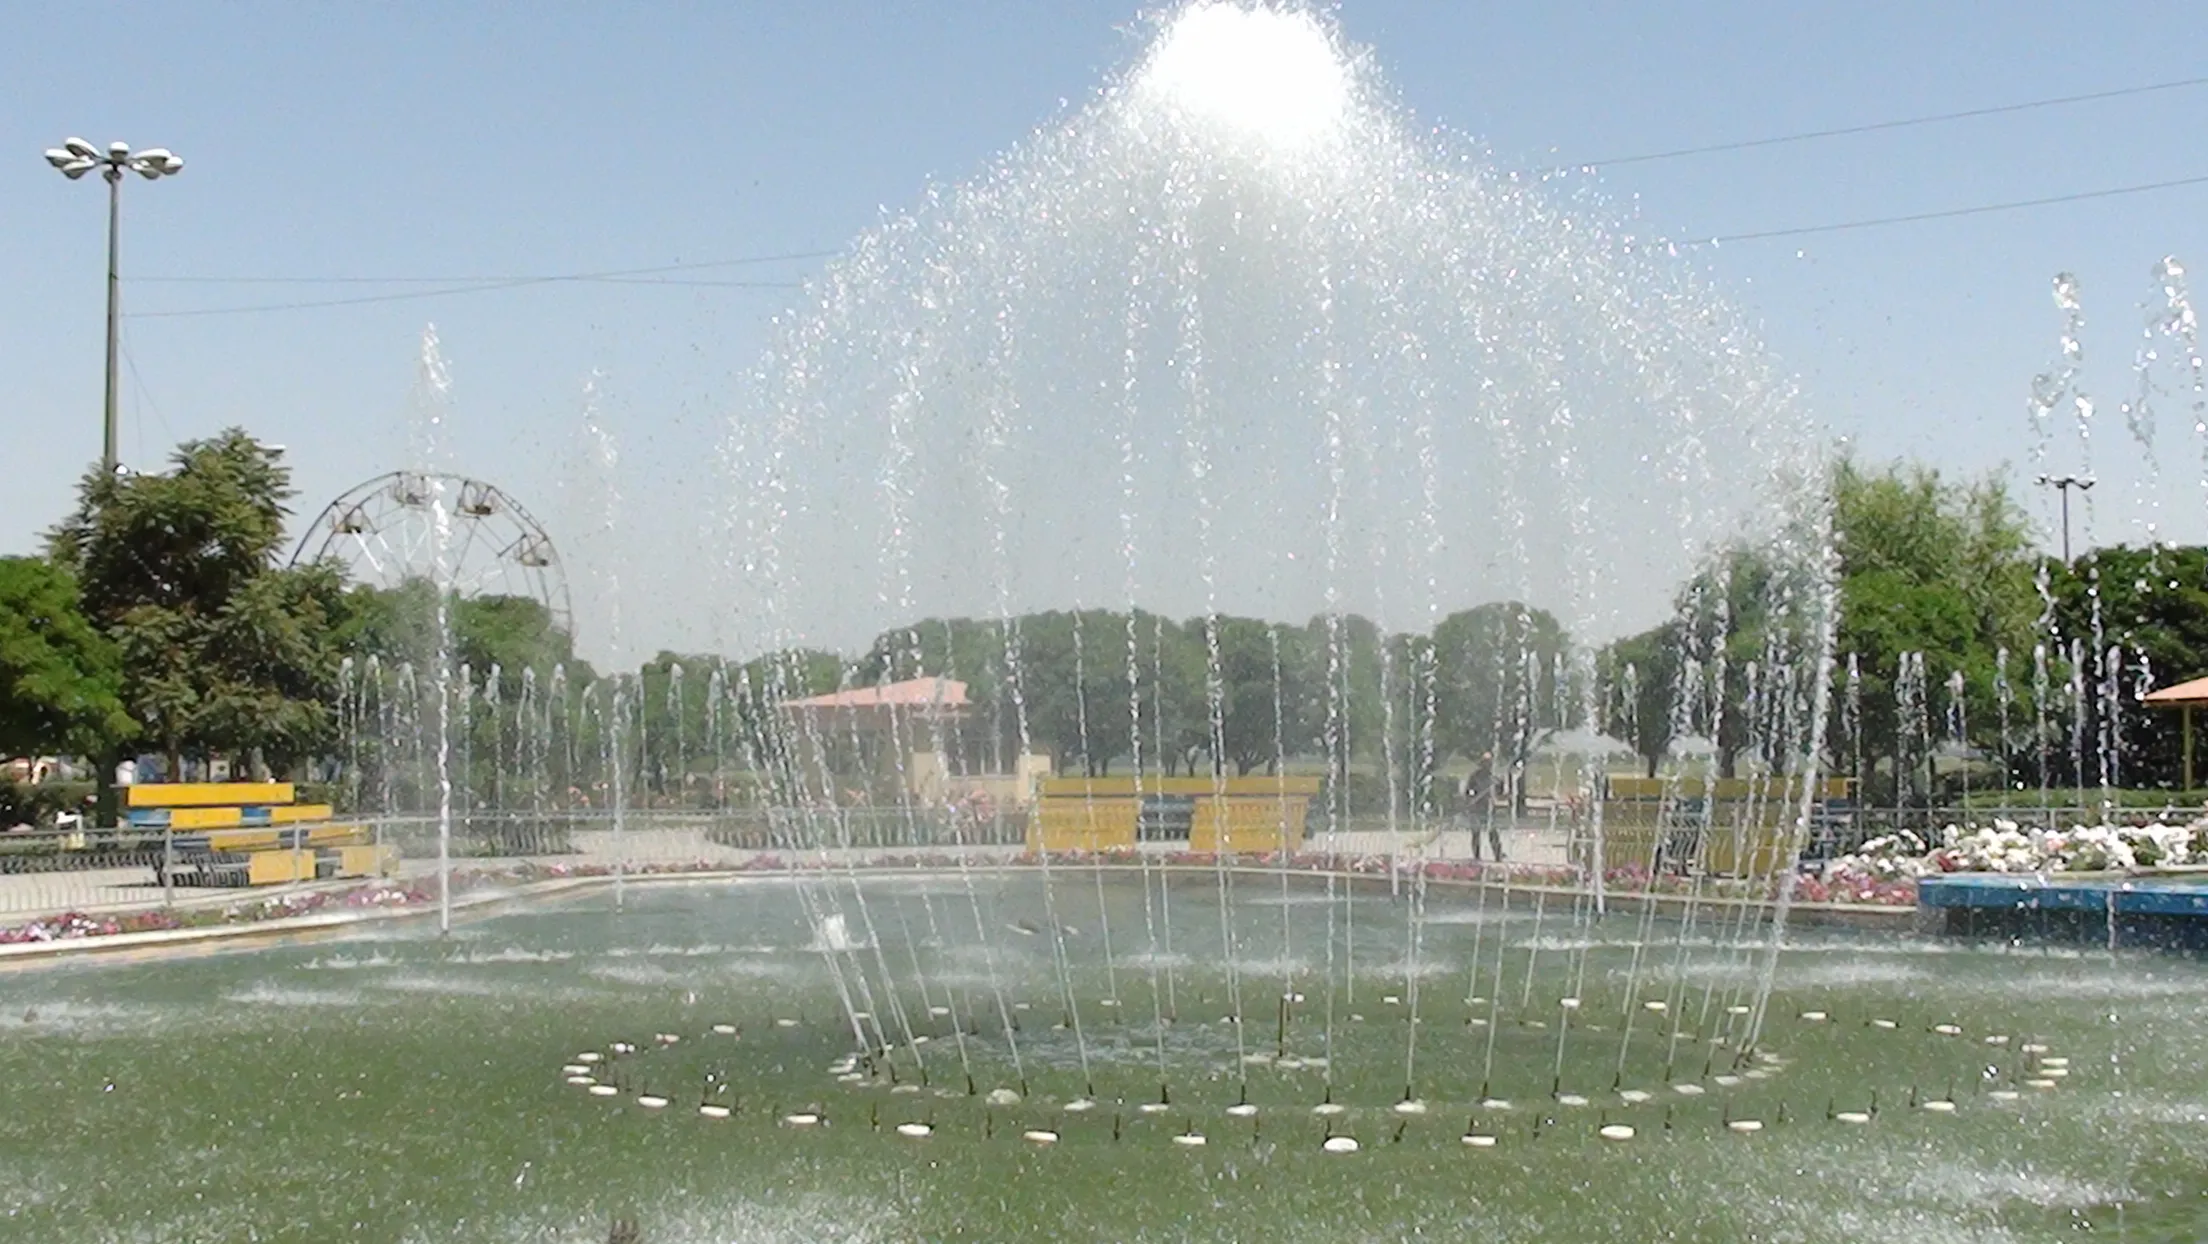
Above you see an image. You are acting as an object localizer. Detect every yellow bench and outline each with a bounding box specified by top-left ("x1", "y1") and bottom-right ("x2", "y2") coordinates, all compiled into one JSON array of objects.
[
  {"x1": 129, "y1": 782, "x2": 295, "y2": 809},
  {"x1": 130, "y1": 783, "x2": 393, "y2": 887}
]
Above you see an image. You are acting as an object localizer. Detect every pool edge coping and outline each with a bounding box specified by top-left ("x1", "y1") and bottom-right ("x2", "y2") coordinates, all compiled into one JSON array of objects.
[{"x1": 0, "y1": 863, "x2": 1913, "y2": 968}]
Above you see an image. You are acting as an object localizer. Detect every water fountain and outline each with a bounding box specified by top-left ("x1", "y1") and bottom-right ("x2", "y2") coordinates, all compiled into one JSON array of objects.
[
  {"x1": 689, "y1": 0, "x2": 1845, "y2": 1136},
  {"x1": 7, "y1": 5, "x2": 2202, "y2": 1242}
]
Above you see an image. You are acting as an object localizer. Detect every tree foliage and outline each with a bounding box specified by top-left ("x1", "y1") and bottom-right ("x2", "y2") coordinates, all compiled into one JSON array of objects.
[
  {"x1": 0, "y1": 557, "x2": 134, "y2": 759},
  {"x1": 1829, "y1": 457, "x2": 2038, "y2": 797},
  {"x1": 2047, "y1": 544, "x2": 2208, "y2": 790},
  {"x1": 47, "y1": 430, "x2": 348, "y2": 776},
  {"x1": 1431, "y1": 602, "x2": 1572, "y2": 782},
  {"x1": 1598, "y1": 622, "x2": 1681, "y2": 778}
]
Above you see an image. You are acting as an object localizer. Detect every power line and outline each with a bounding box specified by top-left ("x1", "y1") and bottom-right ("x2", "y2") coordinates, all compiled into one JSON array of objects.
[
  {"x1": 132, "y1": 279, "x2": 597, "y2": 318},
  {"x1": 1579, "y1": 74, "x2": 2208, "y2": 168},
  {"x1": 131, "y1": 247, "x2": 840, "y2": 285},
  {"x1": 127, "y1": 256, "x2": 823, "y2": 319},
  {"x1": 1680, "y1": 172, "x2": 2208, "y2": 246},
  {"x1": 128, "y1": 172, "x2": 2208, "y2": 311}
]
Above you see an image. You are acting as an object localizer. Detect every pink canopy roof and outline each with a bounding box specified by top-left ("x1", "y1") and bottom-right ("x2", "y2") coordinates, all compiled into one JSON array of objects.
[
  {"x1": 2142, "y1": 675, "x2": 2208, "y2": 707},
  {"x1": 779, "y1": 676, "x2": 970, "y2": 712}
]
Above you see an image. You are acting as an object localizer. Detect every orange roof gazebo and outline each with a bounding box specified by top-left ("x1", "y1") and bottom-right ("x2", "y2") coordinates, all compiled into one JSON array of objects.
[
  {"x1": 777, "y1": 676, "x2": 971, "y2": 726},
  {"x1": 2141, "y1": 676, "x2": 2208, "y2": 790}
]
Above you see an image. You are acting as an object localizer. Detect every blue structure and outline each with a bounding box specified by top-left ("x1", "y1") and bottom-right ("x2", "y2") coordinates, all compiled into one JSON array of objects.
[{"x1": 1918, "y1": 873, "x2": 2208, "y2": 952}]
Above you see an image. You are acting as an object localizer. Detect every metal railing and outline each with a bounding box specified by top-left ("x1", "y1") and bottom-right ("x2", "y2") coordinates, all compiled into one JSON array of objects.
[
  {"x1": 6, "y1": 800, "x2": 2182, "y2": 928},
  {"x1": 0, "y1": 808, "x2": 1034, "y2": 925}
]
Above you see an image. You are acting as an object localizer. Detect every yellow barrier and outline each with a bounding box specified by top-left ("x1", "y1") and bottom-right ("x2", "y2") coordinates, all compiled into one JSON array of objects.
[
  {"x1": 206, "y1": 825, "x2": 367, "y2": 852},
  {"x1": 1605, "y1": 776, "x2": 1851, "y2": 802},
  {"x1": 1704, "y1": 824, "x2": 1792, "y2": 878},
  {"x1": 1030, "y1": 799, "x2": 1141, "y2": 852},
  {"x1": 161, "y1": 804, "x2": 336, "y2": 830},
  {"x1": 241, "y1": 841, "x2": 392, "y2": 886},
  {"x1": 1026, "y1": 774, "x2": 1317, "y2": 854},
  {"x1": 1577, "y1": 812, "x2": 1795, "y2": 878},
  {"x1": 1190, "y1": 797, "x2": 1306, "y2": 854},
  {"x1": 1037, "y1": 776, "x2": 1323, "y2": 798},
  {"x1": 337, "y1": 844, "x2": 400, "y2": 879},
  {"x1": 247, "y1": 850, "x2": 315, "y2": 885},
  {"x1": 128, "y1": 782, "x2": 295, "y2": 808}
]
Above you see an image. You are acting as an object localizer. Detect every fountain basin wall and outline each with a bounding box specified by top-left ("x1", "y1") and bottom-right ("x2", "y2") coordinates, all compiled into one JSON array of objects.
[{"x1": 1918, "y1": 872, "x2": 2208, "y2": 951}]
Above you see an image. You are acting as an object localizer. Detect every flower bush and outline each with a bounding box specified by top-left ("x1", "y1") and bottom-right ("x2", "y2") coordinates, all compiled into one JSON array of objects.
[
  {"x1": 0, "y1": 881, "x2": 439, "y2": 946},
  {"x1": 1823, "y1": 818, "x2": 2208, "y2": 883}
]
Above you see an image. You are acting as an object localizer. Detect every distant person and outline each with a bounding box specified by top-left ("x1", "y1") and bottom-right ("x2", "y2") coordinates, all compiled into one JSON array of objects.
[{"x1": 1464, "y1": 752, "x2": 1505, "y2": 862}]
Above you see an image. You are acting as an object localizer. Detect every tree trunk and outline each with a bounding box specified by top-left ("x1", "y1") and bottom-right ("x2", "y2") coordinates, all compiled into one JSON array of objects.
[{"x1": 93, "y1": 746, "x2": 118, "y2": 829}]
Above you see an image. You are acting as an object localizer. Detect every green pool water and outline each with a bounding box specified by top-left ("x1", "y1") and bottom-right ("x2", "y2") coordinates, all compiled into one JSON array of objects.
[{"x1": 2, "y1": 869, "x2": 2204, "y2": 1242}]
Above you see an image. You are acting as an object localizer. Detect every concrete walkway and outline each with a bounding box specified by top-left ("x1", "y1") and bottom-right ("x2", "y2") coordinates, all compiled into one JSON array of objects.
[{"x1": 0, "y1": 820, "x2": 1580, "y2": 925}]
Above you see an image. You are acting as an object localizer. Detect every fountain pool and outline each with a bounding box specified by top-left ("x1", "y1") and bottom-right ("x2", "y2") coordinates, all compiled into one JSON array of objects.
[
  {"x1": 22, "y1": 2, "x2": 2199, "y2": 1240},
  {"x1": 2, "y1": 871, "x2": 2203, "y2": 1242}
]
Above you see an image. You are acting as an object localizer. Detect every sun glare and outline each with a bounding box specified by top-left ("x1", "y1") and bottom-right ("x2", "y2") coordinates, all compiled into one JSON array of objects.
[{"x1": 1133, "y1": 3, "x2": 1352, "y2": 153}]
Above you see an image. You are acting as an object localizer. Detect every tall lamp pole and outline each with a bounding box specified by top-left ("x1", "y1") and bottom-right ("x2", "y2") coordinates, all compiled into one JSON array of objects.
[
  {"x1": 43, "y1": 138, "x2": 184, "y2": 476},
  {"x1": 2035, "y1": 473, "x2": 2095, "y2": 563}
]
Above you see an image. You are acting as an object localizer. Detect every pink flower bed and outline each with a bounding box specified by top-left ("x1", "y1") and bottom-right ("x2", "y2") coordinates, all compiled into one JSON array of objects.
[{"x1": 0, "y1": 881, "x2": 438, "y2": 946}]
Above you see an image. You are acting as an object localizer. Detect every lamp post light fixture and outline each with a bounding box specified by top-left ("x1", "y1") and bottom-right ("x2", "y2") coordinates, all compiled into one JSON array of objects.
[
  {"x1": 43, "y1": 138, "x2": 184, "y2": 476},
  {"x1": 2034, "y1": 473, "x2": 2095, "y2": 564}
]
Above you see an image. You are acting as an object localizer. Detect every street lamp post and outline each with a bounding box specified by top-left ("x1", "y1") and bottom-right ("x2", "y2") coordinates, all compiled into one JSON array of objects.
[
  {"x1": 2035, "y1": 473, "x2": 2095, "y2": 563},
  {"x1": 43, "y1": 138, "x2": 184, "y2": 476}
]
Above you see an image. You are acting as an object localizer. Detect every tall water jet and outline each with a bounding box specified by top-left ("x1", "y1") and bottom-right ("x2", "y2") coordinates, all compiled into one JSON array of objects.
[
  {"x1": 718, "y1": 0, "x2": 1840, "y2": 1130},
  {"x1": 569, "y1": 372, "x2": 629, "y2": 906},
  {"x1": 409, "y1": 325, "x2": 459, "y2": 935},
  {"x1": 733, "y1": 0, "x2": 1825, "y2": 656}
]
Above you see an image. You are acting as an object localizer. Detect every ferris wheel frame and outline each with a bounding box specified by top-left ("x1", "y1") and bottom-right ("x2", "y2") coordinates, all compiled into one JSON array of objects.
[{"x1": 290, "y1": 470, "x2": 576, "y2": 639}]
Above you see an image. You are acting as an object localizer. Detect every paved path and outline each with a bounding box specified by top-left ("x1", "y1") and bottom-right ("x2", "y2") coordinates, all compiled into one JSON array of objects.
[
  {"x1": 0, "y1": 821, "x2": 1582, "y2": 924},
  {"x1": 1312, "y1": 819, "x2": 1570, "y2": 867}
]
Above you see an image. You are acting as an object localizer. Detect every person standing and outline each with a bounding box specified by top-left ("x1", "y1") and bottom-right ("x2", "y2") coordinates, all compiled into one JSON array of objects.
[{"x1": 1464, "y1": 752, "x2": 1505, "y2": 862}]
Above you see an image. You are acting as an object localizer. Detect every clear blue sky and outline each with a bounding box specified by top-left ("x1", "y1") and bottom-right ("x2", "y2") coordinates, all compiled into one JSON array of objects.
[{"x1": 6, "y1": 1, "x2": 2206, "y2": 657}]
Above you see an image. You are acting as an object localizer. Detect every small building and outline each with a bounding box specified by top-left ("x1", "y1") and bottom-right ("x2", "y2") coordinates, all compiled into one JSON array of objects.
[
  {"x1": 776, "y1": 676, "x2": 1046, "y2": 807},
  {"x1": 2141, "y1": 675, "x2": 2208, "y2": 790}
]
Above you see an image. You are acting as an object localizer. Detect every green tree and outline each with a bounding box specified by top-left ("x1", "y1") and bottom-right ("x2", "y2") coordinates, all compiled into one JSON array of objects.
[
  {"x1": 1657, "y1": 459, "x2": 2036, "y2": 795},
  {"x1": 1431, "y1": 602, "x2": 1572, "y2": 797},
  {"x1": 49, "y1": 430, "x2": 348, "y2": 785},
  {"x1": 1674, "y1": 544, "x2": 1820, "y2": 779},
  {"x1": 1014, "y1": 610, "x2": 1135, "y2": 776},
  {"x1": 2048, "y1": 544, "x2": 2208, "y2": 790},
  {"x1": 1599, "y1": 622, "x2": 1683, "y2": 778},
  {"x1": 1215, "y1": 617, "x2": 1313, "y2": 776},
  {"x1": 0, "y1": 557, "x2": 134, "y2": 761},
  {"x1": 457, "y1": 595, "x2": 583, "y2": 694},
  {"x1": 1829, "y1": 458, "x2": 2037, "y2": 799}
]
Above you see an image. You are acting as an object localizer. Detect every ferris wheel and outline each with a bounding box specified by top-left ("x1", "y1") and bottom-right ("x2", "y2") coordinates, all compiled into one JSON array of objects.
[{"x1": 291, "y1": 471, "x2": 574, "y2": 637}]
